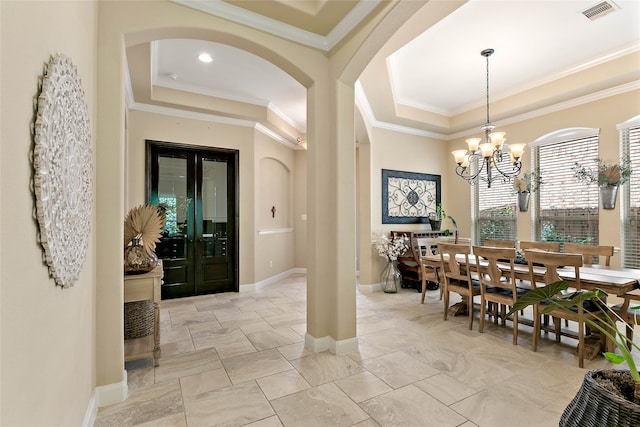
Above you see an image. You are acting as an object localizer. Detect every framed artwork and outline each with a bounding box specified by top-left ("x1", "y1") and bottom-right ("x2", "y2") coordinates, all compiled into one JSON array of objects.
[{"x1": 382, "y1": 169, "x2": 440, "y2": 224}]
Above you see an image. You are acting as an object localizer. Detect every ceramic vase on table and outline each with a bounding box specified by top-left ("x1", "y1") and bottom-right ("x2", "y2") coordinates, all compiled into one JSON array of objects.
[{"x1": 381, "y1": 260, "x2": 400, "y2": 293}]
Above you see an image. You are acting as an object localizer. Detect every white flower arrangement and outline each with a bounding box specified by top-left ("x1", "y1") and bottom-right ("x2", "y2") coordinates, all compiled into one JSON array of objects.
[{"x1": 373, "y1": 232, "x2": 408, "y2": 262}]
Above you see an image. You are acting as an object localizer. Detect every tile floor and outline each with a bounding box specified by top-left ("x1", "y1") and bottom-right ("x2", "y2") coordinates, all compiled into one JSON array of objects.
[{"x1": 95, "y1": 274, "x2": 637, "y2": 427}]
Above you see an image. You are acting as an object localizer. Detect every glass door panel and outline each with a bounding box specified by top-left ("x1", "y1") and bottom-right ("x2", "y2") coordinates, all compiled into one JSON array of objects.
[
  {"x1": 157, "y1": 156, "x2": 190, "y2": 260},
  {"x1": 202, "y1": 159, "x2": 227, "y2": 258}
]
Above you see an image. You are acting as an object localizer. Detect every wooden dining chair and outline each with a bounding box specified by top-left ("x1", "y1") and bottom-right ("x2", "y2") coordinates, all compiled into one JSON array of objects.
[
  {"x1": 524, "y1": 249, "x2": 595, "y2": 368},
  {"x1": 418, "y1": 237, "x2": 440, "y2": 304},
  {"x1": 438, "y1": 242, "x2": 479, "y2": 330},
  {"x1": 610, "y1": 292, "x2": 640, "y2": 349},
  {"x1": 474, "y1": 246, "x2": 521, "y2": 344},
  {"x1": 484, "y1": 239, "x2": 516, "y2": 248},
  {"x1": 563, "y1": 243, "x2": 614, "y2": 266},
  {"x1": 519, "y1": 241, "x2": 561, "y2": 252}
]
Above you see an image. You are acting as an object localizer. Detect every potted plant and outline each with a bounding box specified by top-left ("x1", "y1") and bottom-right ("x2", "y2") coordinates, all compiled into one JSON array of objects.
[
  {"x1": 508, "y1": 281, "x2": 640, "y2": 425},
  {"x1": 513, "y1": 169, "x2": 542, "y2": 212},
  {"x1": 572, "y1": 157, "x2": 632, "y2": 209},
  {"x1": 429, "y1": 203, "x2": 457, "y2": 233}
]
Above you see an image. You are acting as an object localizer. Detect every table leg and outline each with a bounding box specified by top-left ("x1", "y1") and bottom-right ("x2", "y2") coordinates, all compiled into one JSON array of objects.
[{"x1": 153, "y1": 301, "x2": 160, "y2": 367}]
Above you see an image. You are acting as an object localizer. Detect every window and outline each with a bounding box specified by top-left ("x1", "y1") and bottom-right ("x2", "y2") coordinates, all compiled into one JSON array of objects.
[
  {"x1": 473, "y1": 155, "x2": 517, "y2": 244},
  {"x1": 621, "y1": 122, "x2": 640, "y2": 268},
  {"x1": 534, "y1": 134, "x2": 599, "y2": 246}
]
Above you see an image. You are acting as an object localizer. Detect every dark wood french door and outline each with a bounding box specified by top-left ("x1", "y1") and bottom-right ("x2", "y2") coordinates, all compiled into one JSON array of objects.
[{"x1": 147, "y1": 140, "x2": 238, "y2": 299}]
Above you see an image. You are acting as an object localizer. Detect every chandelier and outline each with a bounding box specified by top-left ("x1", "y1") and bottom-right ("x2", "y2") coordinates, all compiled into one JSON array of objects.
[{"x1": 451, "y1": 48, "x2": 525, "y2": 188}]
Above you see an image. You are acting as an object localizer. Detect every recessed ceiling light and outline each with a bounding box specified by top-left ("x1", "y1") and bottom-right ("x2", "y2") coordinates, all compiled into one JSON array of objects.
[{"x1": 198, "y1": 53, "x2": 213, "y2": 63}]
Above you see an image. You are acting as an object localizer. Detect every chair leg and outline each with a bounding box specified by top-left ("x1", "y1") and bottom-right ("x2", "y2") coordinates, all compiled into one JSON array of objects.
[
  {"x1": 513, "y1": 311, "x2": 518, "y2": 345},
  {"x1": 443, "y1": 289, "x2": 449, "y2": 321},
  {"x1": 420, "y1": 276, "x2": 427, "y2": 304},
  {"x1": 625, "y1": 323, "x2": 634, "y2": 350},
  {"x1": 532, "y1": 306, "x2": 540, "y2": 352},
  {"x1": 554, "y1": 318, "x2": 561, "y2": 343},
  {"x1": 578, "y1": 320, "x2": 584, "y2": 369},
  {"x1": 468, "y1": 295, "x2": 474, "y2": 330},
  {"x1": 479, "y1": 297, "x2": 486, "y2": 333}
]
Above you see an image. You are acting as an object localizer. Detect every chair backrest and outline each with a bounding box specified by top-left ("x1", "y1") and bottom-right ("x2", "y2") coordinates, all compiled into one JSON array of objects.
[
  {"x1": 437, "y1": 242, "x2": 472, "y2": 283},
  {"x1": 519, "y1": 241, "x2": 561, "y2": 252},
  {"x1": 524, "y1": 250, "x2": 582, "y2": 290},
  {"x1": 417, "y1": 237, "x2": 439, "y2": 257},
  {"x1": 473, "y1": 246, "x2": 517, "y2": 292},
  {"x1": 484, "y1": 239, "x2": 516, "y2": 248},
  {"x1": 563, "y1": 243, "x2": 614, "y2": 266}
]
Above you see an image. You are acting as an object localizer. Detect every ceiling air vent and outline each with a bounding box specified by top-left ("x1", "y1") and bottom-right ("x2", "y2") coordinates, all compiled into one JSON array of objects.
[{"x1": 581, "y1": 1, "x2": 620, "y2": 21}]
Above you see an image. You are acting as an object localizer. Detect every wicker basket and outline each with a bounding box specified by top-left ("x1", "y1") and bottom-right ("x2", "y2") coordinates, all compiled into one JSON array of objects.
[
  {"x1": 124, "y1": 300, "x2": 154, "y2": 339},
  {"x1": 560, "y1": 369, "x2": 640, "y2": 427}
]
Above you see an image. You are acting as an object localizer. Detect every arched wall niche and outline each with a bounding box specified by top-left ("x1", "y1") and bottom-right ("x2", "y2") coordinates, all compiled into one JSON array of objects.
[{"x1": 259, "y1": 157, "x2": 291, "y2": 230}]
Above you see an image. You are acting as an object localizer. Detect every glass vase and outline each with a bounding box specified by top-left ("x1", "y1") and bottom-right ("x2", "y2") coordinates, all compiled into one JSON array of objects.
[
  {"x1": 381, "y1": 260, "x2": 400, "y2": 293},
  {"x1": 124, "y1": 237, "x2": 159, "y2": 275}
]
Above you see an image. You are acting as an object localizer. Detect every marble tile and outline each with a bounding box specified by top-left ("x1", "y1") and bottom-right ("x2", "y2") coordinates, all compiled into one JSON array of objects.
[
  {"x1": 240, "y1": 320, "x2": 274, "y2": 335},
  {"x1": 169, "y1": 309, "x2": 216, "y2": 327},
  {"x1": 334, "y1": 371, "x2": 392, "y2": 403},
  {"x1": 160, "y1": 339, "x2": 195, "y2": 359},
  {"x1": 359, "y1": 351, "x2": 439, "y2": 389},
  {"x1": 414, "y1": 373, "x2": 477, "y2": 406},
  {"x1": 134, "y1": 413, "x2": 187, "y2": 427},
  {"x1": 160, "y1": 326, "x2": 191, "y2": 345},
  {"x1": 256, "y1": 368, "x2": 311, "y2": 400},
  {"x1": 180, "y1": 367, "x2": 232, "y2": 398},
  {"x1": 359, "y1": 384, "x2": 466, "y2": 427},
  {"x1": 289, "y1": 352, "x2": 364, "y2": 386},
  {"x1": 191, "y1": 326, "x2": 248, "y2": 350},
  {"x1": 223, "y1": 348, "x2": 293, "y2": 384},
  {"x1": 187, "y1": 320, "x2": 224, "y2": 338},
  {"x1": 247, "y1": 327, "x2": 303, "y2": 351},
  {"x1": 271, "y1": 382, "x2": 369, "y2": 427},
  {"x1": 243, "y1": 416, "x2": 284, "y2": 427},
  {"x1": 95, "y1": 274, "x2": 611, "y2": 427},
  {"x1": 184, "y1": 381, "x2": 275, "y2": 427},
  {"x1": 276, "y1": 342, "x2": 314, "y2": 360},
  {"x1": 214, "y1": 339, "x2": 258, "y2": 359},
  {"x1": 95, "y1": 381, "x2": 183, "y2": 427},
  {"x1": 155, "y1": 348, "x2": 222, "y2": 383}
]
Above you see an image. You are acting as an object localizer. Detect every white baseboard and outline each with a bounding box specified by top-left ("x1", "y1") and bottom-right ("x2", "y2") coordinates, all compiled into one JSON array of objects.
[
  {"x1": 82, "y1": 389, "x2": 97, "y2": 427},
  {"x1": 240, "y1": 268, "x2": 307, "y2": 292},
  {"x1": 305, "y1": 333, "x2": 358, "y2": 355},
  {"x1": 96, "y1": 370, "x2": 128, "y2": 408}
]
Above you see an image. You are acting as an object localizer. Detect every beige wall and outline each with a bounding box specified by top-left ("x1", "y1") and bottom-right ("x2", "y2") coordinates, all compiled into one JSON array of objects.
[
  {"x1": 362, "y1": 127, "x2": 449, "y2": 283},
  {"x1": 254, "y1": 131, "x2": 297, "y2": 281},
  {"x1": 1, "y1": 1, "x2": 98, "y2": 425},
  {"x1": 446, "y1": 89, "x2": 640, "y2": 267}
]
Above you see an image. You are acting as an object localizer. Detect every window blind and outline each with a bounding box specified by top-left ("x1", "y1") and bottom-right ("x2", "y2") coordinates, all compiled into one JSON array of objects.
[
  {"x1": 535, "y1": 136, "x2": 599, "y2": 246},
  {"x1": 621, "y1": 126, "x2": 640, "y2": 268},
  {"x1": 477, "y1": 155, "x2": 517, "y2": 244}
]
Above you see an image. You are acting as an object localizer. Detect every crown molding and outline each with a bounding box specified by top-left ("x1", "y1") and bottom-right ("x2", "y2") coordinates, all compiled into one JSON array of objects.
[{"x1": 171, "y1": 0, "x2": 379, "y2": 51}]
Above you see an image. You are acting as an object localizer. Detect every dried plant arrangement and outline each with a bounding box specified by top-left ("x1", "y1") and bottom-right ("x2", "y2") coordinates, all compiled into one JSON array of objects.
[{"x1": 123, "y1": 204, "x2": 166, "y2": 255}]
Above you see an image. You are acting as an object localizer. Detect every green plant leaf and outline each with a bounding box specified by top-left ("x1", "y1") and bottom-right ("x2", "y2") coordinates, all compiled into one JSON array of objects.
[{"x1": 603, "y1": 352, "x2": 626, "y2": 365}]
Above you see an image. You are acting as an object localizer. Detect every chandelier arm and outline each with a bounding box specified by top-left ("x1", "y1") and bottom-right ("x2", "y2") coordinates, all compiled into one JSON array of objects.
[{"x1": 491, "y1": 151, "x2": 523, "y2": 178}]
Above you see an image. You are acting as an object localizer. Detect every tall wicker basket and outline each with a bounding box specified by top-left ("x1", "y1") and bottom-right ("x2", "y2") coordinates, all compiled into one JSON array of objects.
[
  {"x1": 124, "y1": 300, "x2": 154, "y2": 339},
  {"x1": 560, "y1": 370, "x2": 640, "y2": 427}
]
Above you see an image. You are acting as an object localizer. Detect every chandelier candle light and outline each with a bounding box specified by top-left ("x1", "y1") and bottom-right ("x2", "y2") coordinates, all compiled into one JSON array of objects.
[{"x1": 452, "y1": 49, "x2": 526, "y2": 188}]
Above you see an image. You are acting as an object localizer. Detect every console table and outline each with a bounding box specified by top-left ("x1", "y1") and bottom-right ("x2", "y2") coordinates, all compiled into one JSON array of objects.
[{"x1": 124, "y1": 261, "x2": 163, "y2": 367}]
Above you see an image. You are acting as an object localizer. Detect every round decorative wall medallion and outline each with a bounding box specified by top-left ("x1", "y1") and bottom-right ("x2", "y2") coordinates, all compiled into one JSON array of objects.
[{"x1": 33, "y1": 54, "x2": 92, "y2": 288}]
